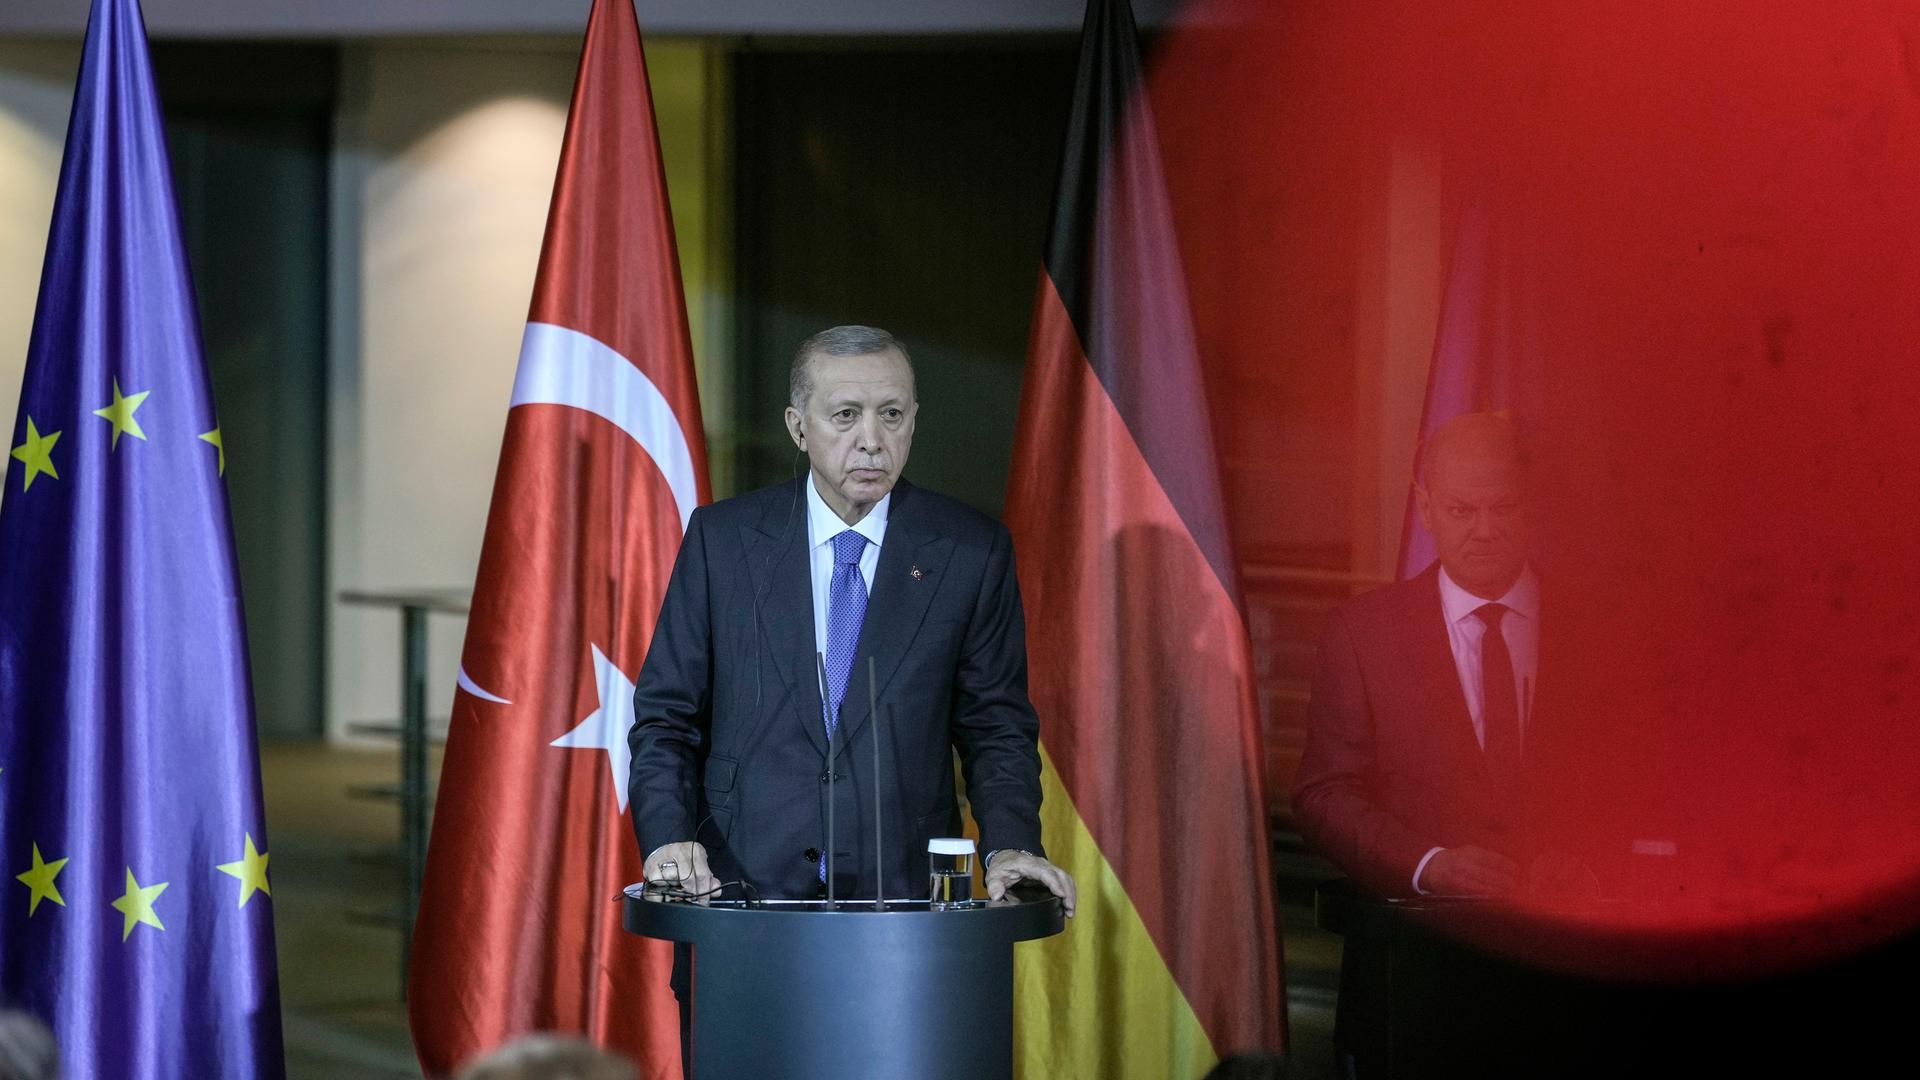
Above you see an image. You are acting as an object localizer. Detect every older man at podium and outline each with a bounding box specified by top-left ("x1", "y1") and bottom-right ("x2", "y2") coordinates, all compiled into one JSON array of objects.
[{"x1": 627, "y1": 324, "x2": 1075, "y2": 908}]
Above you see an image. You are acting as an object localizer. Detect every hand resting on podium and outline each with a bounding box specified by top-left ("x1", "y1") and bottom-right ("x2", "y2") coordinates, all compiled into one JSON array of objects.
[
  {"x1": 1419, "y1": 845, "x2": 1600, "y2": 900},
  {"x1": 985, "y1": 850, "x2": 1077, "y2": 917},
  {"x1": 644, "y1": 840, "x2": 718, "y2": 901},
  {"x1": 1419, "y1": 846, "x2": 1521, "y2": 896},
  {"x1": 642, "y1": 840, "x2": 1076, "y2": 913}
]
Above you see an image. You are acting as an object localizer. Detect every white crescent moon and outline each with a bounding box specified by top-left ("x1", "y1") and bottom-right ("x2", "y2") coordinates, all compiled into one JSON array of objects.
[
  {"x1": 508, "y1": 320, "x2": 699, "y2": 531},
  {"x1": 458, "y1": 321, "x2": 700, "y2": 706}
]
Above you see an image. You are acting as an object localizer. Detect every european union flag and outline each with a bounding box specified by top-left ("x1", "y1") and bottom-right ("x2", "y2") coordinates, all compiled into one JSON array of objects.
[{"x1": 0, "y1": 0, "x2": 285, "y2": 1075}]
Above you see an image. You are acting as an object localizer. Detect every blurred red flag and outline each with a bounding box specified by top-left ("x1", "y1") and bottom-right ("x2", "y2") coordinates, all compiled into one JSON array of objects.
[
  {"x1": 408, "y1": 0, "x2": 708, "y2": 1074},
  {"x1": 1002, "y1": 1, "x2": 1283, "y2": 1074}
]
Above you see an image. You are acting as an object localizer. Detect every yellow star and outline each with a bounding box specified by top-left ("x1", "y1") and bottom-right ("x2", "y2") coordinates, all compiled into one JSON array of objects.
[
  {"x1": 110, "y1": 868, "x2": 168, "y2": 941},
  {"x1": 197, "y1": 427, "x2": 224, "y2": 476},
  {"x1": 92, "y1": 378, "x2": 151, "y2": 450},
  {"x1": 15, "y1": 843, "x2": 68, "y2": 916},
  {"x1": 9, "y1": 418, "x2": 60, "y2": 491},
  {"x1": 215, "y1": 833, "x2": 270, "y2": 907}
]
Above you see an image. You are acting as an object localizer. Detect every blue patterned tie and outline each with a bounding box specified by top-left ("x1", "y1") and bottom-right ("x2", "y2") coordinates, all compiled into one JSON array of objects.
[{"x1": 824, "y1": 529, "x2": 870, "y2": 738}]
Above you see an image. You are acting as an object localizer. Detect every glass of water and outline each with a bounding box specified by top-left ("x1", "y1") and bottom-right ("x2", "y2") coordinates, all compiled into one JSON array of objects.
[{"x1": 928, "y1": 838, "x2": 976, "y2": 909}]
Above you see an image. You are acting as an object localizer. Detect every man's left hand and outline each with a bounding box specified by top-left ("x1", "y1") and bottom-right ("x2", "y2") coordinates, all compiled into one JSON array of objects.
[
  {"x1": 1525, "y1": 850, "x2": 1601, "y2": 900},
  {"x1": 985, "y1": 851, "x2": 1076, "y2": 917}
]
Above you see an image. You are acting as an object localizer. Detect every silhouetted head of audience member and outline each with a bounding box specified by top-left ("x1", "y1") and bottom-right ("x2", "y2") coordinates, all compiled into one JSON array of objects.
[
  {"x1": 1200, "y1": 1050, "x2": 1292, "y2": 1080},
  {"x1": 0, "y1": 1010, "x2": 59, "y2": 1080},
  {"x1": 1415, "y1": 411, "x2": 1532, "y2": 600},
  {"x1": 455, "y1": 1034, "x2": 635, "y2": 1080}
]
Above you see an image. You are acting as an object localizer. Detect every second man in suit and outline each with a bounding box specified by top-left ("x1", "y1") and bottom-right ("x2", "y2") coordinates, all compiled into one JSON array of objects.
[{"x1": 1293, "y1": 411, "x2": 1593, "y2": 898}]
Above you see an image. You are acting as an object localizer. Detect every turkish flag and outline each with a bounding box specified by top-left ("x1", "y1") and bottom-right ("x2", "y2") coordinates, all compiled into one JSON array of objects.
[{"x1": 407, "y1": 1, "x2": 709, "y2": 1075}]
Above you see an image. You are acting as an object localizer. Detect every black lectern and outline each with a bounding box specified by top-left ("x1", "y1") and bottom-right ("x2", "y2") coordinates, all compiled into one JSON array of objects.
[
  {"x1": 1316, "y1": 878, "x2": 1920, "y2": 1078},
  {"x1": 624, "y1": 883, "x2": 1064, "y2": 1080}
]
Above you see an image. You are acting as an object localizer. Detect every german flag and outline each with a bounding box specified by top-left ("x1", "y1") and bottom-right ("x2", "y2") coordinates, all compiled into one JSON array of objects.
[{"x1": 1003, "y1": 0, "x2": 1285, "y2": 1075}]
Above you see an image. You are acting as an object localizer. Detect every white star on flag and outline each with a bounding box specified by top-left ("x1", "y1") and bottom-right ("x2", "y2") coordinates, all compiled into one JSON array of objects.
[{"x1": 550, "y1": 644, "x2": 636, "y2": 813}]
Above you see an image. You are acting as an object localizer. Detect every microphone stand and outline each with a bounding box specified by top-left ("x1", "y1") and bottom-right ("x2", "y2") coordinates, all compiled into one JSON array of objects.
[
  {"x1": 868, "y1": 656, "x2": 885, "y2": 911},
  {"x1": 817, "y1": 652, "x2": 836, "y2": 909}
]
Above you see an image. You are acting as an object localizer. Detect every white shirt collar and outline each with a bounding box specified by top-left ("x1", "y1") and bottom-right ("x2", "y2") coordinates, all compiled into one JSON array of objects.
[
  {"x1": 805, "y1": 472, "x2": 890, "y2": 551},
  {"x1": 1438, "y1": 563, "x2": 1540, "y2": 626}
]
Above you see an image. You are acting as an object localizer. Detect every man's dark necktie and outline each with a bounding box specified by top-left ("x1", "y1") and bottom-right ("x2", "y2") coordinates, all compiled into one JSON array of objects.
[
  {"x1": 1475, "y1": 602, "x2": 1521, "y2": 796},
  {"x1": 821, "y1": 529, "x2": 869, "y2": 885},
  {"x1": 824, "y1": 528, "x2": 870, "y2": 738}
]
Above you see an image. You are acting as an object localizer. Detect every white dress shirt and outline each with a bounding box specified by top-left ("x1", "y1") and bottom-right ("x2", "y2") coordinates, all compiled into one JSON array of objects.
[
  {"x1": 805, "y1": 474, "x2": 888, "y2": 665},
  {"x1": 1413, "y1": 564, "x2": 1540, "y2": 893}
]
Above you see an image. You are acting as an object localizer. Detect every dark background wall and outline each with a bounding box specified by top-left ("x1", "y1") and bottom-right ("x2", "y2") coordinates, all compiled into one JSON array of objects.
[
  {"x1": 731, "y1": 42, "x2": 1078, "y2": 514},
  {"x1": 157, "y1": 43, "x2": 334, "y2": 741}
]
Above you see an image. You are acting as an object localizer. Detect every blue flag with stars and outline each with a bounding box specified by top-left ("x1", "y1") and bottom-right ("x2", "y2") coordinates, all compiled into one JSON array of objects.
[{"x1": 0, "y1": 0, "x2": 285, "y2": 1075}]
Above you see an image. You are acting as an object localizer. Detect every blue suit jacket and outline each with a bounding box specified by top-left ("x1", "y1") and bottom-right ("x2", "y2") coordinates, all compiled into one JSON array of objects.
[{"x1": 628, "y1": 477, "x2": 1046, "y2": 899}]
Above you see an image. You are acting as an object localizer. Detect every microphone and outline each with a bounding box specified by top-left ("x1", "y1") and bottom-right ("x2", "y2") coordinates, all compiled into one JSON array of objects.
[
  {"x1": 868, "y1": 655, "x2": 884, "y2": 911},
  {"x1": 817, "y1": 651, "x2": 836, "y2": 908}
]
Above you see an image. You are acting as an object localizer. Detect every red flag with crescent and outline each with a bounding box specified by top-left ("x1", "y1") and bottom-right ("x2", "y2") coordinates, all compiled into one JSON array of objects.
[{"x1": 407, "y1": 0, "x2": 709, "y2": 1074}]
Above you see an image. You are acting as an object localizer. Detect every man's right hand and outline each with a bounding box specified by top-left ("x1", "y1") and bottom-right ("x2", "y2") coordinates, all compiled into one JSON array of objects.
[
  {"x1": 1419, "y1": 845, "x2": 1520, "y2": 896},
  {"x1": 644, "y1": 841, "x2": 717, "y2": 897}
]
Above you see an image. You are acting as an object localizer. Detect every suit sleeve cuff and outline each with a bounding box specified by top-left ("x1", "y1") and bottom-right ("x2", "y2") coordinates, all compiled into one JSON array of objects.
[
  {"x1": 1412, "y1": 847, "x2": 1445, "y2": 895},
  {"x1": 978, "y1": 819, "x2": 1044, "y2": 866}
]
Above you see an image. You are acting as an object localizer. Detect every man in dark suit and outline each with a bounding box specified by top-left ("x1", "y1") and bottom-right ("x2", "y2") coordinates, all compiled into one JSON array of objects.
[
  {"x1": 1293, "y1": 412, "x2": 1607, "y2": 1077},
  {"x1": 1293, "y1": 412, "x2": 1588, "y2": 899},
  {"x1": 627, "y1": 325, "x2": 1076, "y2": 909}
]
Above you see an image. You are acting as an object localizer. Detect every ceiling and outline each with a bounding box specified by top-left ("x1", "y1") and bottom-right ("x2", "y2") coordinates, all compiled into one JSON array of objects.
[{"x1": 0, "y1": 0, "x2": 1185, "y2": 39}]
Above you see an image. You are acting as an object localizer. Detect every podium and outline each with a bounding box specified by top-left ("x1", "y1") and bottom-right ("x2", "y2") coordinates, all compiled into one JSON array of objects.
[
  {"x1": 624, "y1": 882, "x2": 1065, "y2": 1080},
  {"x1": 1316, "y1": 878, "x2": 1920, "y2": 1078}
]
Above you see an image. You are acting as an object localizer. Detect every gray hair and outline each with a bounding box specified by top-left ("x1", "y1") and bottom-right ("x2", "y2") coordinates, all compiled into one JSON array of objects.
[
  {"x1": 1416, "y1": 411, "x2": 1528, "y2": 490},
  {"x1": 789, "y1": 325, "x2": 915, "y2": 409},
  {"x1": 0, "y1": 1010, "x2": 59, "y2": 1080}
]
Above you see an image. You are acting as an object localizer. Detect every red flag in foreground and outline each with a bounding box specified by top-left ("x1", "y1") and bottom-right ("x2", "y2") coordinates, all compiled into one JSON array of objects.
[
  {"x1": 1003, "y1": 0, "x2": 1284, "y2": 1074},
  {"x1": 408, "y1": 0, "x2": 709, "y2": 1073}
]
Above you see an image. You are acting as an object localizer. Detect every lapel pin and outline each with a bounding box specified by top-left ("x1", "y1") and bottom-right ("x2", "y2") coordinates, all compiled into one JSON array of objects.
[{"x1": 911, "y1": 565, "x2": 923, "y2": 581}]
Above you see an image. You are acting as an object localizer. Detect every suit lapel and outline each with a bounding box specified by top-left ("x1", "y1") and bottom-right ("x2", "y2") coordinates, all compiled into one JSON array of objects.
[
  {"x1": 1403, "y1": 565, "x2": 1490, "y2": 785},
  {"x1": 743, "y1": 478, "x2": 830, "y2": 759},
  {"x1": 833, "y1": 480, "x2": 952, "y2": 759}
]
